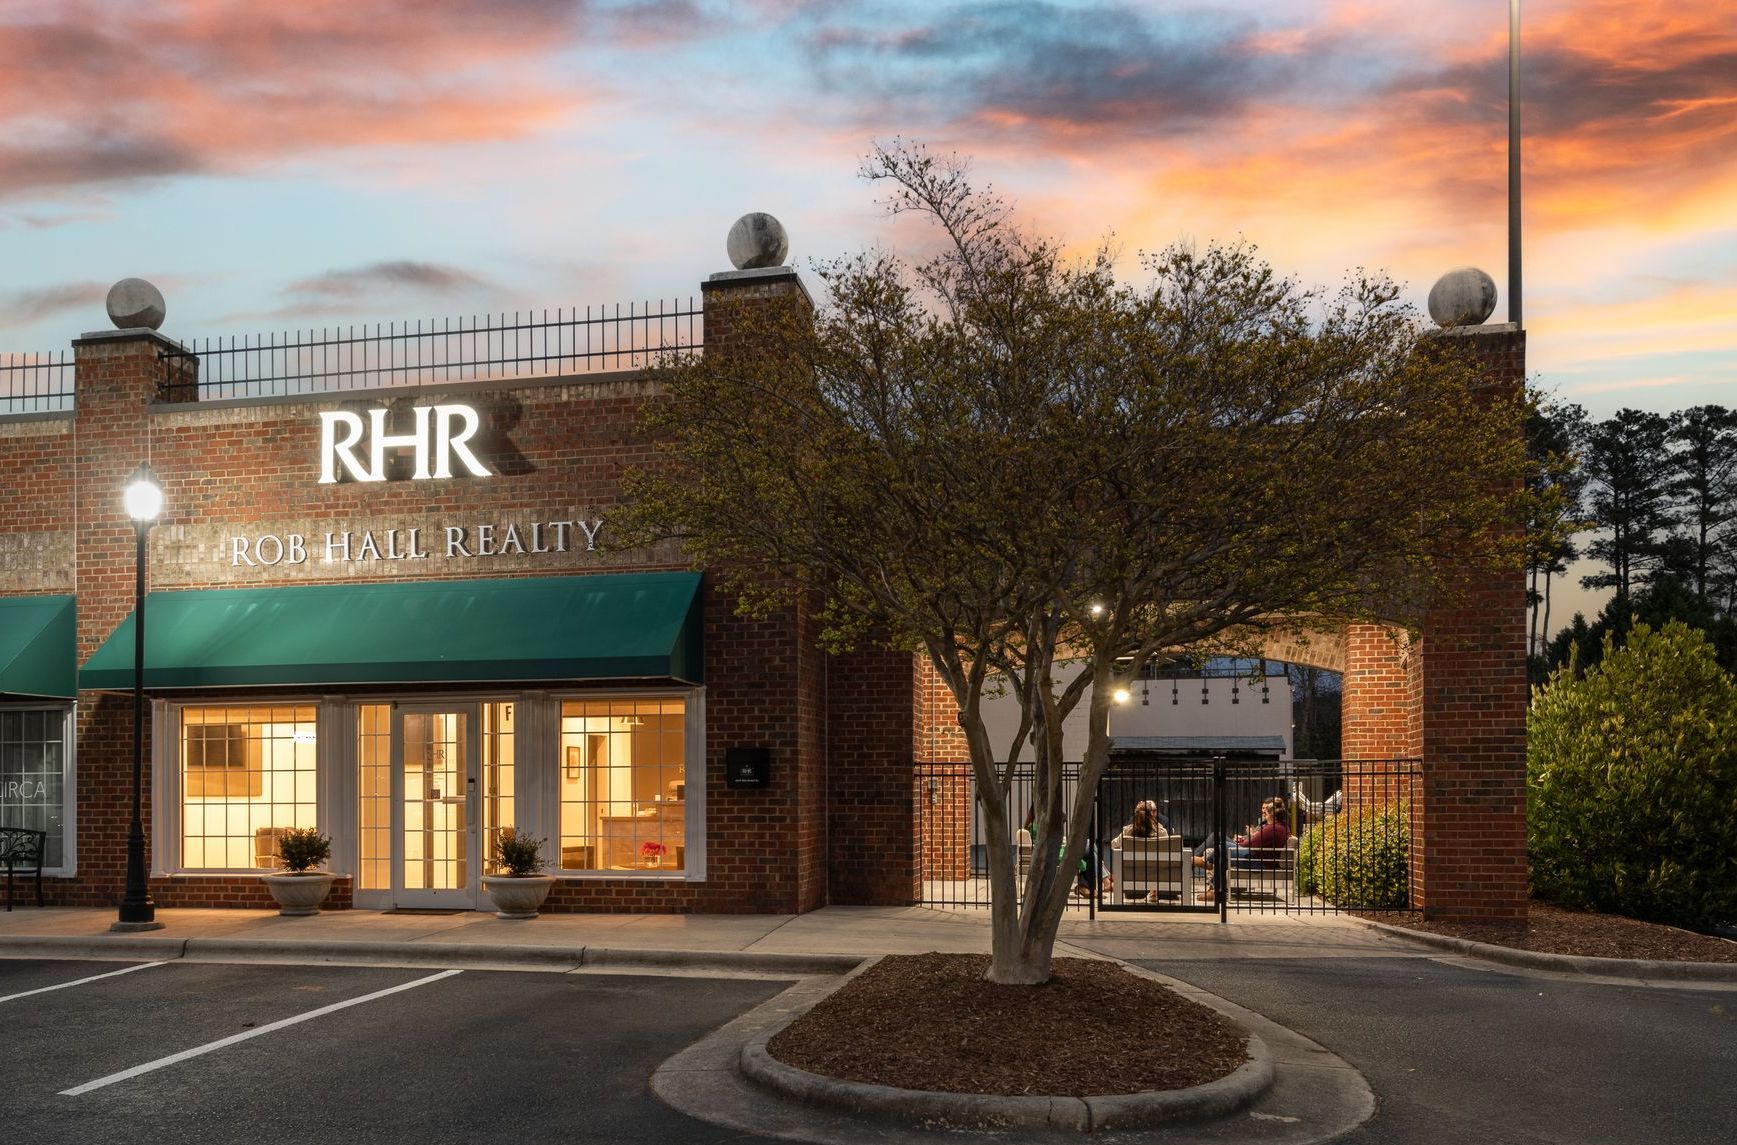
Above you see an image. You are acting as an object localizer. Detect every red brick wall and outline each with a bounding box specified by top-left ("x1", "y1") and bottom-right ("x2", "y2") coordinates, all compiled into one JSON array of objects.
[
  {"x1": 825, "y1": 645, "x2": 921, "y2": 905},
  {"x1": 912, "y1": 656, "x2": 974, "y2": 880}
]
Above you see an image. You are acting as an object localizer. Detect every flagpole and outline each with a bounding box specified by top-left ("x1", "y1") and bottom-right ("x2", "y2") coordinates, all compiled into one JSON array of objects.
[{"x1": 1508, "y1": 0, "x2": 1522, "y2": 327}]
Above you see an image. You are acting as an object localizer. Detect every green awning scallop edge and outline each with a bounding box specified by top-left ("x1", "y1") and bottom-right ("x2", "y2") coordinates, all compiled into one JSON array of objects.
[
  {"x1": 79, "y1": 572, "x2": 702, "y2": 691},
  {"x1": 0, "y1": 595, "x2": 76, "y2": 700}
]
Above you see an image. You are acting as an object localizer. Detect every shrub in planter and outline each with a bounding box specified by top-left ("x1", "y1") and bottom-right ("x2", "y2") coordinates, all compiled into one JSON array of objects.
[
  {"x1": 1529, "y1": 621, "x2": 1737, "y2": 931},
  {"x1": 277, "y1": 827, "x2": 331, "y2": 873},
  {"x1": 490, "y1": 827, "x2": 547, "y2": 877},
  {"x1": 1305, "y1": 804, "x2": 1410, "y2": 909},
  {"x1": 264, "y1": 827, "x2": 335, "y2": 916},
  {"x1": 483, "y1": 828, "x2": 554, "y2": 919}
]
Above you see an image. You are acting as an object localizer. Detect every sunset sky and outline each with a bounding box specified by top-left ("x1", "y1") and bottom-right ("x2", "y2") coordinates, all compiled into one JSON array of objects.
[{"x1": 2, "y1": 1, "x2": 1732, "y2": 619}]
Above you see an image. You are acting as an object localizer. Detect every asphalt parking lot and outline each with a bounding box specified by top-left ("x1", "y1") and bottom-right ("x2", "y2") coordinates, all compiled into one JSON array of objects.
[
  {"x1": 1149, "y1": 955, "x2": 1737, "y2": 1145},
  {"x1": 0, "y1": 958, "x2": 791, "y2": 1145}
]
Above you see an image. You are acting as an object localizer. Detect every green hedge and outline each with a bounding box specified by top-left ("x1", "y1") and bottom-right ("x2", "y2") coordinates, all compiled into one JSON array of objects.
[
  {"x1": 1528, "y1": 621, "x2": 1737, "y2": 930},
  {"x1": 1296, "y1": 803, "x2": 1410, "y2": 909}
]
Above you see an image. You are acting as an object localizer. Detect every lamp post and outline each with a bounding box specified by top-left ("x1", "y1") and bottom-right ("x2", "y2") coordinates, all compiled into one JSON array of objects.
[{"x1": 113, "y1": 462, "x2": 164, "y2": 931}]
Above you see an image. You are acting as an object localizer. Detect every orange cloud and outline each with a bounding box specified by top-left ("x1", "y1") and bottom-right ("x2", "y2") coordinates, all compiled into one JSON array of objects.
[{"x1": 0, "y1": 0, "x2": 589, "y2": 199}]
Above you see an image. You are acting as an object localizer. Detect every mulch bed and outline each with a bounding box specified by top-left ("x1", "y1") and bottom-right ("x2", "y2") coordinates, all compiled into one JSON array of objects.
[
  {"x1": 766, "y1": 952, "x2": 1248, "y2": 1097},
  {"x1": 1372, "y1": 902, "x2": 1737, "y2": 963}
]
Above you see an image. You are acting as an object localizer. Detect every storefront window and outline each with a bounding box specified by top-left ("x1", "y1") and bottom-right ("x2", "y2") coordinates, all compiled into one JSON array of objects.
[
  {"x1": 0, "y1": 709, "x2": 69, "y2": 868},
  {"x1": 357, "y1": 704, "x2": 390, "y2": 890},
  {"x1": 181, "y1": 705, "x2": 317, "y2": 869},
  {"x1": 559, "y1": 698, "x2": 685, "y2": 872}
]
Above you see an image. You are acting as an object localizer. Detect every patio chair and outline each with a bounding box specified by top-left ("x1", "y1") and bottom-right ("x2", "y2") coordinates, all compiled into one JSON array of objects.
[
  {"x1": 1227, "y1": 836, "x2": 1300, "y2": 902},
  {"x1": 1110, "y1": 834, "x2": 1184, "y2": 904}
]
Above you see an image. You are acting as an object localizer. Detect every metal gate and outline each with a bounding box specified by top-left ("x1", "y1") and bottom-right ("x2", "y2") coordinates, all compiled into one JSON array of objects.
[{"x1": 916, "y1": 758, "x2": 1423, "y2": 920}]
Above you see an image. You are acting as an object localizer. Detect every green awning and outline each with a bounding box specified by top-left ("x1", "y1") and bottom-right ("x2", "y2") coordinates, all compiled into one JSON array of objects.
[
  {"x1": 80, "y1": 572, "x2": 702, "y2": 690},
  {"x1": 0, "y1": 595, "x2": 76, "y2": 699}
]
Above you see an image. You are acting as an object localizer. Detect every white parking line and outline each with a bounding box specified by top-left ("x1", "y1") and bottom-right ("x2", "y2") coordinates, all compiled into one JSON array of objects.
[
  {"x1": 0, "y1": 961, "x2": 168, "y2": 1005},
  {"x1": 59, "y1": 968, "x2": 464, "y2": 1097}
]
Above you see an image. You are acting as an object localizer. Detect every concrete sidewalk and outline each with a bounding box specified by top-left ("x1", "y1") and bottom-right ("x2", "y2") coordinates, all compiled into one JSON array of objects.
[{"x1": 0, "y1": 903, "x2": 1428, "y2": 973}]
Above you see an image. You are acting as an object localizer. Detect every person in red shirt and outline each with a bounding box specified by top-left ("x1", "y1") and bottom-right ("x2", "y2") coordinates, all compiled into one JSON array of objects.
[{"x1": 1192, "y1": 795, "x2": 1290, "y2": 903}]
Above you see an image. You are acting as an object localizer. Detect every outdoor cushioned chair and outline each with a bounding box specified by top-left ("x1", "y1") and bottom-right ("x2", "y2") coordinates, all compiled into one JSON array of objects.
[
  {"x1": 1110, "y1": 834, "x2": 1185, "y2": 904},
  {"x1": 1227, "y1": 836, "x2": 1300, "y2": 901},
  {"x1": 1015, "y1": 828, "x2": 1034, "y2": 886}
]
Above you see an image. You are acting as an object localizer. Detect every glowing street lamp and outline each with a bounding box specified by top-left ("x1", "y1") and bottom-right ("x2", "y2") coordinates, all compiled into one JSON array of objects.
[{"x1": 113, "y1": 462, "x2": 164, "y2": 931}]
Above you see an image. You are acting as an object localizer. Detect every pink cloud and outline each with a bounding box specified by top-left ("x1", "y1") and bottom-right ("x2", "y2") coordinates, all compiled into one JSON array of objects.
[{"x1": 0, "y1": 0, "x2": 589, "y2": 199}]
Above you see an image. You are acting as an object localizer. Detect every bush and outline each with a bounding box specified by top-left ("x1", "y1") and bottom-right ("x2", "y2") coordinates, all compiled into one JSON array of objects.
[
  {"x1": 490, "y1": 827, "x2": 546, "y2": 877},
  {"x1": 1529, "y1": 621, "x2": 1737, "y2": 930},
  {"x1": 1297, "y1": 804, "x2": 1410, "y2": 909},
  {"x1": 276, "y1": 827, "x2": 331, "y2": 873},
  {"x1": 1296, "y1": 822, "x2": 1322, "y2": 895}
]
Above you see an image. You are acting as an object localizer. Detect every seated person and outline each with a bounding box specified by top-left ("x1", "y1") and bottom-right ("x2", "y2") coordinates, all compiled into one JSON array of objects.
[
  {"x1": 1192, "y1": 796, "x2": 1291, "y2": 903},
  {"x1": 1112, "y1": 799, "x2": 1171, "y2": 900},
  {"x1": 1025, "y1": 810, "x2": 1111, "y2": 897},
  {"x1": 1114, "y1": 799, "x2": 1171, "y2": 842}
]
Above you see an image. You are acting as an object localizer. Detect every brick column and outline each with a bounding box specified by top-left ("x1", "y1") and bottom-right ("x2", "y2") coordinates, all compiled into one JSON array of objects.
[
  {"x1": 1414, "y1": 324, "x2": 1529, "y2": 922},
  {"x1": 912, "y1": 656, "x2": 972, "y2": 882},
  {"x1": 699, "y1": 267, "x2": 828, "y2": 911},
  {"x1": 69, "y1": 327, "x2": 186, "y2": 904}
]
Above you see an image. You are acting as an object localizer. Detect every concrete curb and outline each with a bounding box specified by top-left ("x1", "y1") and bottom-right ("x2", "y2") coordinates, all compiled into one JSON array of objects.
[
  {"x1": 0, "y1": 935, "x2": 190, "y2": 962},
  {"x1": 581, "y1": 947, "x2": 862, "y2": 977},
  {"x1": 736, "y1": 964, "x2": 1275, "y2": 1134},
  {"x1": 1358, "y1": 918, "x2": 1737, "y2": 983},
  {"x1": 0, "y1": 933, "x2": 860, "y2": 978}
]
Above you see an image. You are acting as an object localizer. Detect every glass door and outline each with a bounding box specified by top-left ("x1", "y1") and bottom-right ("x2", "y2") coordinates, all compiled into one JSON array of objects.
[{"x1": 392, "y1": 704, "x2": 479, "y2": 908}]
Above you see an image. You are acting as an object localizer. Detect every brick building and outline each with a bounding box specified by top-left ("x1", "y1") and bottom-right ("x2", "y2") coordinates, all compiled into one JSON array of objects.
[{"x1": 0, "y1": 266, "x2": 1526, "y2": 922}]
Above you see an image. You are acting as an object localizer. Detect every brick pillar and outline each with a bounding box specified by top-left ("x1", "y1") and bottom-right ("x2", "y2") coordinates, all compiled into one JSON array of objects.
[
  {"x1": 1414, "y1": 324, "x2": 1529, "y2": 922},
  {"x1": 912, "y1": 656, "x2": 972, "y2": 882},
  {"x1": 700, "y1": 267, "x2": 825, "y2": 911},
  {"x1": 1341, "y1": 623, "x2": 1420, "y2": 763},
  {"x1": 70, "y1": 327, "x2": 188, "y2": 904}
]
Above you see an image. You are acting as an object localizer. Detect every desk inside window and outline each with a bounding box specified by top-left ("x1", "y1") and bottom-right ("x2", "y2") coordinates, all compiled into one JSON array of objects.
[{"x1": 598, "y1": 802, "x2": 685, "y2": 869}]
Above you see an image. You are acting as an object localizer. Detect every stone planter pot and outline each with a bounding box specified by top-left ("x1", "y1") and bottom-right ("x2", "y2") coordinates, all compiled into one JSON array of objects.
[
  {"x1": 262, "y1": 871, "x2": 336, "y2": 917},
  {"x1": 482, "y1": 874, "x2": 556, "y2": 919}
]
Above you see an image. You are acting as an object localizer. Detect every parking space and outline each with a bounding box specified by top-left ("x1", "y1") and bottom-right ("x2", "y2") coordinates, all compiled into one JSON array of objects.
[{"x1": 0, "y1": 958, "x2": 793, "y2": 1145}]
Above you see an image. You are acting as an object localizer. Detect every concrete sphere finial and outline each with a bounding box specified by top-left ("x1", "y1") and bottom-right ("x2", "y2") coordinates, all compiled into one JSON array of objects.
[
  {"x1": 726, "y1": 212, "x2": 789, "y2": 270},
  {"x1": 107, "y1": 278, "x2": 167, "y2": 331},
  {"x1": 1427, "y1": 267, "x2": 1497, "y2": 329}
]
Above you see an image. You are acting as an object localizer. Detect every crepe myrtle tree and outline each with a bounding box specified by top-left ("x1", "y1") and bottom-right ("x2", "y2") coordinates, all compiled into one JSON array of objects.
[{"x1": 615, "y1": 142, "x2": 1524, "y2": 984}]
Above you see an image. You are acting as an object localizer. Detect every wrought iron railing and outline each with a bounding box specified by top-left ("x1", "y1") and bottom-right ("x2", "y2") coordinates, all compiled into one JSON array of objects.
[
  {"x1": 916, "y1": 757, "x2": 1423, "y2": 919},
  {"x1": 156, "y1": 299, "x2": 703, "y2": 401},
  {"x1": 0, "y1": 352, "x2": 75, "y2": 415}
]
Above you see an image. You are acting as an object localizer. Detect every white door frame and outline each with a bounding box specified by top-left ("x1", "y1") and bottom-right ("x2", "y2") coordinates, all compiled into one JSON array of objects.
[{"x1": 391, "y1": 702, "x2": 481, "y2": 909}]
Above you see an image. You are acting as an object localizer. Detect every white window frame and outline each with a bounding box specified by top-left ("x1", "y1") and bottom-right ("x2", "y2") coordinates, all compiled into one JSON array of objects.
[
  {"x1": 152, "y1": 696, "x2": 328, "y2": 876},
  {"x1": 544, "y1": 686, "x2": 706, "y2": 883},
  {"x1": 0, "y1": 701, "x2": 77, "y2": 877}
]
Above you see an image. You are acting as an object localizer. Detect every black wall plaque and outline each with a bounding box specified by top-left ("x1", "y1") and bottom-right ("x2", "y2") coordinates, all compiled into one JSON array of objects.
[{"x1": 725, "y1": 746, "x2": 771, "y2": 790}]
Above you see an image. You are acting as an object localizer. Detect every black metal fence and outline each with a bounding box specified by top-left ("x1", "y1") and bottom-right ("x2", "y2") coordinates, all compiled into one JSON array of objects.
[
  {"x1": 156, "y1": 300, "x2": 704, "y2": 401},
  {"x1": 916, "y1": 758, "x2": 1423, "y2": 920},
  {"x1": 0, "y1": 352, "x2": 75, "y2": 415}
]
